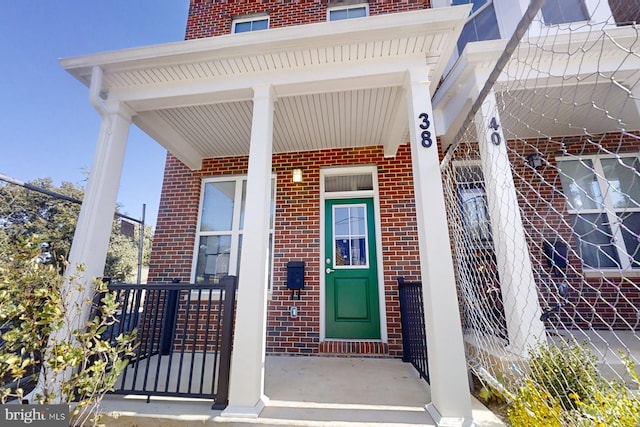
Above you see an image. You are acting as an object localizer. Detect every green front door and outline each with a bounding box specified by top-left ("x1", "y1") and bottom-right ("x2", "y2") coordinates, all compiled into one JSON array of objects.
[{"x1": 325, "y1": 198, "x2": 380, "y2": 339}]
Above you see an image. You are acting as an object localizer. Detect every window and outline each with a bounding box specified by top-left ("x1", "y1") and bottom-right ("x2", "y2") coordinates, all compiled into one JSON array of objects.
[
  {"x1": 541, "y1": 0, "x2": 588, "y2": 25},
  {"x1": 456, "y1": 164, "x2": 492, "y2": 244},
  {"x1": 328, "y1": 4, "x2": 368, "y2": 21},
  {"x1": 558, "y1": 155, "x2": 640, "y2": 270},
  {"x1": 193, "y1": 176, "x2": 276, "y2": 286},
  {"x1": 453, "y1": 0, "x2": 501, "y2": 55},
  {"x1": 232, "y1": 16, "x2": 269, "y2": 33}
]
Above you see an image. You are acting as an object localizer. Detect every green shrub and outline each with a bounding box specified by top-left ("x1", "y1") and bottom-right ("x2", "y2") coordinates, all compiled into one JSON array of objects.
[
  {"x1": 0, "y1": 235, "x2": 136, "y2": 426},
  {"x1": 527, "y1": 341, "x2": 599, "y2": 410},
  {"x1": 508, "y1": 342, "x2": 640, "y2": 427}
]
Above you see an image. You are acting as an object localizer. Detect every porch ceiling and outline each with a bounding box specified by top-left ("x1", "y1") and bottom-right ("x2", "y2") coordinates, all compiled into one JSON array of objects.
[
  {"x1": 433, "y1": 26, "x2": 640, "y2": 148},
  {"x1": 61, "y1": 6, "x2": 470, "y2": 170}
]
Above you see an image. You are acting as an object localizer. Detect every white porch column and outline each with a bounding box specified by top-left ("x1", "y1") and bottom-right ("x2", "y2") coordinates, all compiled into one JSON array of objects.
[
  {"x1": 474, "y1": 90, "x2": 546, "y2": 356},
  {"x1": 222, "y1": 84, "x2": 274, "y2": 417},
  {"x1": 36, "y1": 99, "x2": 132, "y2": 403},
  {"x1": 64, "y1": 101, "x2": 132, "y2": 332},
  {"x1": 405, "y1": 67, "x2": 473, "y2": 427}
]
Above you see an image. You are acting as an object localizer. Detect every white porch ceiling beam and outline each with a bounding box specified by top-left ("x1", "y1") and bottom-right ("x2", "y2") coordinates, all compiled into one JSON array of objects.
[
  {"x1": 110, "y1": 56, "x2": 425, "y2": 112},
  {"x1": 383, "y1": 85, "x2": 409, "y2": 157},
  {"x1": 133, "y1": 110, "x2": 203, "y2": 170}
]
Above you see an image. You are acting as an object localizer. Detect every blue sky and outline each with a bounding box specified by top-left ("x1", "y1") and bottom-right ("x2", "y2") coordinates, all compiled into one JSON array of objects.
[{"x1": 0, "y1": 1, "x2": 191, "y2": 228}]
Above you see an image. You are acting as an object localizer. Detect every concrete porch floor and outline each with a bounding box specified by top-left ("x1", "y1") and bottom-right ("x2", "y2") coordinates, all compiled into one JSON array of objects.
[{"x1": 99, "y1": 355, "x2": 507, "y2": 426}]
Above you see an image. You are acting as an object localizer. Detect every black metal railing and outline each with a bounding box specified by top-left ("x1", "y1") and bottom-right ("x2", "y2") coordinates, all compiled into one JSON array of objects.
[
  {"x1": 398, "y1": 277, "x2": 429, "y2": 382},
  {"x1": 103, "y1": 276, "x2": 236, "y2": 409}
]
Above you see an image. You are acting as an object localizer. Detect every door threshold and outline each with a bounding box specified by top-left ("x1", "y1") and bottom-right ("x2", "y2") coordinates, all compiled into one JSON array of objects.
[{"x1": 319, "y1": 340, "x2": 388, "y2": 356}]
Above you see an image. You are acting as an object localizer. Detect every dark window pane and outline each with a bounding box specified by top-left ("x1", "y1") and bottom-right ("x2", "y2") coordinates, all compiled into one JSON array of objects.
[
  {"x1": 201, "y1": 181, "x2": 235, "y2": 231},
  {"x1": 559, "y1": 159, "x2": 603, "y2": 211},
  {"x1": 459, "y1": 188, "x2": 491, "y2": 241},
  {"x1": 335, "y1": 239, "x2": 351, "y2": 266},
  {"x1": 600, "y1": 157, "x2": 640, "y2": 209},
  {"x1": 350, "y1": 238, "x2": 367, "y2": 265},
  {"x1": 234, "y1": 21, "x2": 252, "y2": 33},
  {"x1": 329, "y1": 6, "x2": 366, "y2": 21},
  {"x1": 541, "y1": 0, "x2": 588, "y2": 24},
  {"x1": 452, "y1": 0, "x2": 488, "y2": 14},
  {"x1": 348, "y1": 7, "x2": 367, "y2": 18},
  {"x1": 195, "y1": 235, "x2": 232, "y2": 283},
  {"x1": 571, "y1": 214, "x2": 620, "y2": 269},
  {"x1": 329, "y1": 10, "x2": 348, "y2": 21},
  {"x1": 457, "y1": 5, "x2": 500, "y2": 54},
  {"x1": 620, "y1": 212, "x2": 640, "y2": 268},
  {"x1": 234, "y1": 18, "x2": 268, "y2": 33},
  {"x1": 252, "y1": 19, "x2": 269, "y2": 31}
]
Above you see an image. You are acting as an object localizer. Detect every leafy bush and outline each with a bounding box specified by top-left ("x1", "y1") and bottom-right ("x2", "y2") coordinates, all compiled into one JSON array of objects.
[
  {"x1": 0, "y1": 235, "x2": 136, "y2": 426},
  {"x1": 508, "y1": 342, "x2": 640, "y2": 427},
  {"x1": 527, "y1": 341, "x2": 599, "y2": 410}
]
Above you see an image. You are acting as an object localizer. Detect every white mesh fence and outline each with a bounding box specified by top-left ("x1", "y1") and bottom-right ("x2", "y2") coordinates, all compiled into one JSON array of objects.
[{"x1": 441, "y1": 0, "x2": 640, "y2": 422}]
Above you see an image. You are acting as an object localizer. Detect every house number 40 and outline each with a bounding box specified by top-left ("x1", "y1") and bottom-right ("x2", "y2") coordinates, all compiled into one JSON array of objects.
[{"x1": 418, "y1": 113, "x2": 433, "y2": 148}]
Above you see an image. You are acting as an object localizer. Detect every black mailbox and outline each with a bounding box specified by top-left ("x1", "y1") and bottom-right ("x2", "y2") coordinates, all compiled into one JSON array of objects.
[
  {"x1": 287, "y1": 261, "x2": 305, "y2": 289},
  {"x1": 287, "y1": 261, "x2": 305, "y2": 299}
]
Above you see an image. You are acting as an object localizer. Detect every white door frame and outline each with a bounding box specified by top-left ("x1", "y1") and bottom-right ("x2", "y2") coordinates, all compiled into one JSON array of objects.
[{"x1": 319, "y1": 165, "x2": 388, "y2": 342}]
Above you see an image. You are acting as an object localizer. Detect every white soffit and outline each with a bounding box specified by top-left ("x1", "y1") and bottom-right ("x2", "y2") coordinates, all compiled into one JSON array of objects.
[
  {"x1": 433, "y1": 26, "x2": 640, "y2": 148},
  {"x1": 61, "y1": 6, "x2": 470, "y2": 168}
]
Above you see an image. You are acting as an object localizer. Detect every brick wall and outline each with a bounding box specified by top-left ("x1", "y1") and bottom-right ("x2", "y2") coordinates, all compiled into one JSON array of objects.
[
  {"x1": 444, "y1": 131, "x2": 640, "y2": 331},
  {"x1": 185, "y1": 0, "x2": 430, "y2": 40},
  {"x1": 510, "y1": 133, "x2": 640, "y2": 329},
  {"x1": 148, "y1": 144, "x2": 419, "y2": 356}
]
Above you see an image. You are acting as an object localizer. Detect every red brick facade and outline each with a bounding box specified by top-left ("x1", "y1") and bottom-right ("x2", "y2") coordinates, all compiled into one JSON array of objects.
[
  {"x1": 185, "y1": 0, "x2": 430, "y2": 40},
  {"x1": 149, "y1": 144, "x2": 419, "y2": 356},
  {"x1": 148, "y1": 0, "x2": 640, "y2": 359},
  {"x1": 148, "y1": 0, "x2": 435, "y2": 359},
  {"x1": 510, "y1": 133, "x2": 640, "y2": 329}
]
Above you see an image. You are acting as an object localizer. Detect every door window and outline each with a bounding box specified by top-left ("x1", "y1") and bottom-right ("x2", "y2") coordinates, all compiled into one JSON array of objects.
[{"x1": 333, "y1": 204, "x2": 368, "y2": 267}]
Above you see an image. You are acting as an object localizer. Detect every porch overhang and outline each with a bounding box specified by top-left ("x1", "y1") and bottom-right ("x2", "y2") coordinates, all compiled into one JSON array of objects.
[
  {"x1": 61, "y1": 6, "x2": 470, "y2": 170},
  {"x1": 432, "y1": 26, "x2": 640, "y2": 149}
]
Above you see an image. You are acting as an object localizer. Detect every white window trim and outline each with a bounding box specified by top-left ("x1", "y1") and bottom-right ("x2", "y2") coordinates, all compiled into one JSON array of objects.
[
  {"x1": 191, "y1": 175, "x2": 276, "y2": 290},
  {"x1": 557, "y1": 153, "x2": 640, "y2": 271},
  {"x1": 232, "y1": 15, "x2": 270, "y2": 33},
  {"x1": 453, "y1": 160, "x2": 493, "y2": 248},
  {"x1": 327, "y1": 3, "x2": 369, "y2": 21}
]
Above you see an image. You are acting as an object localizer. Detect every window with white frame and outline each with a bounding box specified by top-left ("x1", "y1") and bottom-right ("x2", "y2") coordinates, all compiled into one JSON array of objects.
[
  {"x1": 328, "y1": 3, "x2": 368, "y2": 21},
  {"x1": 193, "y1": 176, "x2": 276, "y2": 286},
  {"x1": 558, "y1": 154, "x2": 640, "y2": 270},
  {"x1": 452, "y1": 0, "x2": 500, "y2": 55},
  {"x1": 455, "y1": 164, "x2": 492, "y2": 244},
  {"x1": 232, "y1": 15, "x2": 269, "y2": 33},
  {"x1": 541, "y1": 0, "x2": 589, "y2": 25}
]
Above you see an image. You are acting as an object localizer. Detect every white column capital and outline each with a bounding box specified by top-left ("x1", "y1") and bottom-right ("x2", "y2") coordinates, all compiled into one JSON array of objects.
[
  {"x1": 404, "y1": 65, "x2": 431, "y2": 89},
  {"x1": 252, "y1": 83, "x2": 276, "y2": 101},
  {"x1": 104, "y1": 100, "x2": 136, "y2": 122}
]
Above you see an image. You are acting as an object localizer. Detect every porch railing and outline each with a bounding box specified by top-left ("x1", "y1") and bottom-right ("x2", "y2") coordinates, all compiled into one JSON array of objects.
[
  {"x1": 103, "y1": 276, "x2": 237, "y2": 409},
  {"x1": 397, "y1": 277, "x2": 429, "y2": 382}
]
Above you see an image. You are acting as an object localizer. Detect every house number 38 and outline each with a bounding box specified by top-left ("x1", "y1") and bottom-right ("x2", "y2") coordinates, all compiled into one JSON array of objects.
[{"x1": 418, "y1": 113, "x2": 433, "y2": 148}]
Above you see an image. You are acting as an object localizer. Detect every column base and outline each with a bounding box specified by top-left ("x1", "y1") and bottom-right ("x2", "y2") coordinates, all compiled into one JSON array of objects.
[
  {"x1": 426, "y1": 402, "x2": 474, "y2": 427},
  {"x1": 220, "y1": 395, "x2": 269, "y2": 418}
]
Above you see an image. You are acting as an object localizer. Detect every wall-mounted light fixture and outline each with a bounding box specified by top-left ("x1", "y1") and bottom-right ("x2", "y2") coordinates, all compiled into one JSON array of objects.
[
  {"x1": 292, "y1": 168, "x2": 303, "y2": 183},
  {"x1": 526, "y1": 152, "x2": 543, "y2": 169}
]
